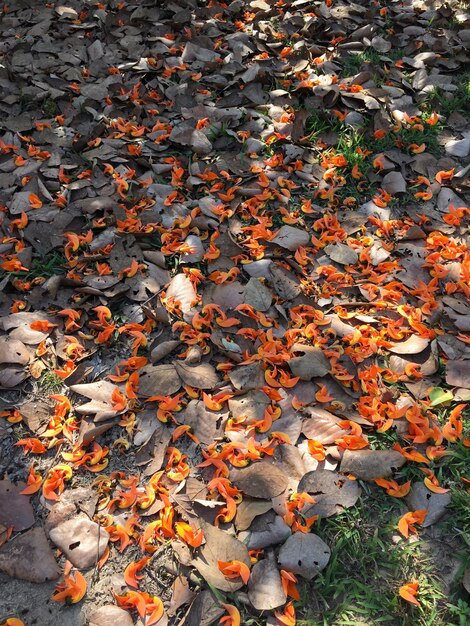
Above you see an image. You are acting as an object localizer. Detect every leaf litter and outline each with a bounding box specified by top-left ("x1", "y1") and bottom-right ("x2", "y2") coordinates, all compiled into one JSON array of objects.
[{"x1": 0, "y1": 0, "x2": 469, "y2": 624}]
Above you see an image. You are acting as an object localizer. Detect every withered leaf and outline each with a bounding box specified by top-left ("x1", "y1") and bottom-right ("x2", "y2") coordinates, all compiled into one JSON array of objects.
[
  {"x1": 301, "y1": 407, "x2": 344, "y2": 444},
  {"x1": 0, "y1": 527, "x2": 60, "y2": 583},
  {"x1": 138, "y1": 363, "x2": 182, "y2": 397},
  {"x1": 232, "y1": 461, "x2": 288, "y2": 498},
  {"x1": 193, "y1": 521, "x2": 251, "y2": 592},
  {"x1": 324, "y1": 243, "x2": 358, "y2": 265},
  {"x1": 248, "y1": 553, "x2": 286, "y2": 610},
  {"x1": 0, "y1": 337, "x2": 30, "y2": 365},
  {"x1": 446, "y1": 360, "x2": 470, "y2": 389},
  {"x1": 244, "y1": 277, "x2": 273, "y2": 311},
  {"x1": 89, "y1": 606, "x2": 134, "y2": 626},
  {"x1": 48, "y1": 515, "x2": 109, "y2": 569},
  {"x1": 388, "y1": 335, "x2": 430, "y2": 355},
  {"x1": 270, "y1": 226, "x2": 310, "y2": 251},
  {"x1": 0, "y1": 479, "x2": 35, "y2": 531},
  {"x1": 174, "y1": 361, "x2": 219, "y2": 390},
  {"x1": 298, "y1": 470, "x2": 360, "y2": 518},
  {"x1": 288, "y1": 344, "x2": 330, "y2": 380},
  {"x1": 269, "y1": 264, "x2": 301, "y2": 300},
  {"x1": 278, "y1": 533, "x2": 331, "y2": 580},
  {"x1": 340, "y1": 449, "x2": 406, "y2": 480},
  {"x1": 235, "y1": 499, "x2": 273, "y2": 531},
  {"x1": 405, "y1": 483, "x2": 451, "y2": 527}
]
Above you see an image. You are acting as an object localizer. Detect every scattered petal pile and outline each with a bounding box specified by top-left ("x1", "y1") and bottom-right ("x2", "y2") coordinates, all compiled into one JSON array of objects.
[{"x1": 0, "y1": 0, "x2": 469, "y2": 624}]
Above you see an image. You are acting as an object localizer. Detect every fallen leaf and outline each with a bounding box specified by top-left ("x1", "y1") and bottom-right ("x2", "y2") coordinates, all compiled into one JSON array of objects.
[
  {"x1": 0, "y1": 479, "x2": 35, "y2": 532},
  {"x1": 0, "y1": 527, "x2": 60, "y2": 582},
  {"x1": 248, "y1": 553, "x2": 287, "y2": 610},
  {"x1": 193, "y1": 522, "x2": 251, "y2": 592},
  {"x1": 340, "y1": 449, "x2": 406, "y2": 480},
  {"x1": 278, "y1": 533, "x2": 331, "y2": 580},
  {"x1": 298, "y1": 470, "x2": 361, "y2": 517},
  {"x1": 232, "y1": 462, "x2": 289, "y2": 499}
]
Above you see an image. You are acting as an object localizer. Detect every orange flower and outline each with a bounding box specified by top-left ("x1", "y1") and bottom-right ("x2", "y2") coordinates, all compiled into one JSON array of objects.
[
  {"x1": 15, "y1": 437, "x2": 46, "y2": 455},
  {"x1": 275, "y1": 602, "x2": 296, "y2": 626},
  {"x1": 420, "y1": 469, "x2": 450, "y2": 494},
  {"x1": 111, "y1": 387, "x2": 128, "y2": 412},
  {"x1": 399, "y1": 580, "x2": 420, "y2": 606},
  {"x1": 308, "y1": 439, "x2": 326, "y2": 461},
  {"x1": 175, "y1": 521, "x2": 204, "y2": 548},
  {"x1": 30, "y1": 320, "x2": 57, "y2": 332},
  {"x1": 217, "y1": 560, "x2": 251, "y2": 585},
  {"x1": 315, "y1": 385, "x2": 334, "y2": 403},
  {"x1": 42, "y1": 464, "x2": 73, "y2": 501},
  {"x1": 435, "y1": 168, "x2": 454, "y2": 184},
  {"x1": 115, "y1": 591, "x2": 164, "y2": 625},
  {"x1": 28, "y1": 193, "x2": 42, "y2": 209},
  {"x1": 397, "y1": 510, "x2": 427, "y2": 538},
  {"x1": 374, "y1": 478, "x2": 411, "y2": 498},
  {"x1": 280, "y1": 570, "x2": 300, "y2": 600},
  {"x1": 52, "y1": 571, "x2": 87, "y2": 603},
  {"x1": 1, "y1": 619, "x2": 25, "y2": 626},
  {"x1": 219, "y1": 604, "x2": 240, "y2": 626},
  {"x1": 20, "y1": 464, "x2": 42, "y2": 495},
  {"x1": 124, "y1": 557, "x2": 151, "y2": 589}
]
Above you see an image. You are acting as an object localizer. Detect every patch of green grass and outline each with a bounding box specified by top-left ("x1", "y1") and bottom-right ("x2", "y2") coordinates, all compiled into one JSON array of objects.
[
  {"x1": 422, "y1": 73, "x2": 470, "y2": 116},
  {"x1": 341, "y1": 50, "x2": 383, "y2": 77},
  {"x1": 295, "y1": 488, "x2": 464, "y2": 626},
  {"x1": 42, "y1": 97, "x2": 59, "y2": 117},
  {"x1": 2, "y1": 250, "x2": 67, "y2": 282},
  {"x1": 37, "y1": 370, "x2": 63, "y2": 393}
]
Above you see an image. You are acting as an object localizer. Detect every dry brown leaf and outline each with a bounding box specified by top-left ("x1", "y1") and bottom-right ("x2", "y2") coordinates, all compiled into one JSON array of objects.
[
  {"x1": 244, "y1": 277, "x2": 273, "y2": 311},
  {"x1": 446, "y1": 360, "x2": 470, "y2": 389},
  {"x1": 89, "y1": 606, "x2": 134, "y2": 626},
  {"x1": 339, "y1": 449, "x2": 406, "y2": 480},
  {"x1": 174, "y1": 361, "x2": 219, "y2": 390},
  {"x1": 0, "y1": 479, "x2": 35, "y2": 531},
  {"x1": 405, "y1": 483, "x2": 451, "y2": 527},
  {"x1": 232, "y1": 461, "x2": 288, "y2": 498},
  {"x1": 48, "y1": 515, "x2": 109, "y2": 569},
  {"x1": 0, "y1": 527, "x2": 60, "y2": 583},
  {"x1": 193, "y1": 521, "x2": 251, "y2": 592},
  {"x1": 324, "y1": 243, "x2": 358, "y2": 265},
  {"x1": 0, "y1": 337, "x2": 30, "y2": 365},
  {"x1": 278, "y1": 533, "x2": 331, "y2": 580},
  {"x1": 248, "y1": 553, "x2": 286, "y2": 610},
  {"x1": 298, "y1": 470, "x2": 361, "y2": 518},
  {"x1": 138, "y1": 363, "x2": 182, "y2": 397},
  {"x1": 270, "y1": 225, "x2": 310, "y2": 251},
  {"x1": 388, "y1": 335, "x2": 430, "y2": 355},
  {"x1": 288, "y1": 344, "x2": 330, "y2": 380}
]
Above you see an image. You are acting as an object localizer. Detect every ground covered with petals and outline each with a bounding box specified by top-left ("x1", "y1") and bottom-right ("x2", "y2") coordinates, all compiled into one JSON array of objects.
[{"x1": 0, "y1": 1, "x2": 469, "y2": 625}]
